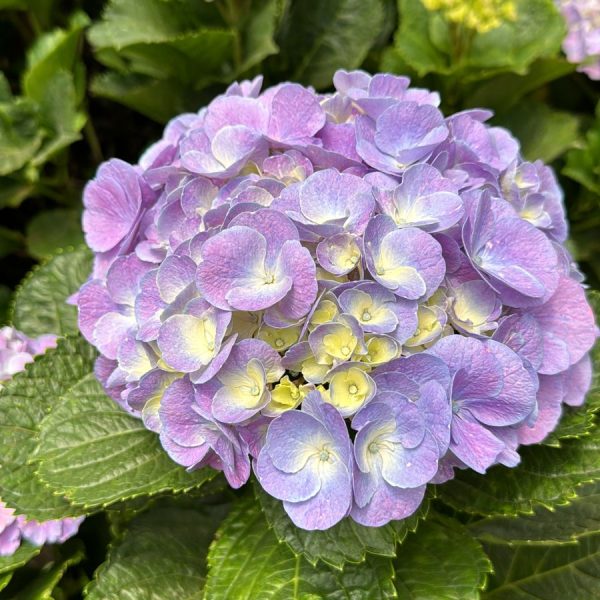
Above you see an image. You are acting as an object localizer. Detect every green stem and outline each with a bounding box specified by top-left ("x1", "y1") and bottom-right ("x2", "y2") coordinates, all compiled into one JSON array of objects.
[{"x1": 84, "y1": 118, "x2": 104, "y2": 165}]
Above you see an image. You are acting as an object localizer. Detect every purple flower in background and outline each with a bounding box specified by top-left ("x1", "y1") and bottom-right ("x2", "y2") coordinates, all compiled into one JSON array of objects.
[
  {"x1": 0, "y1": 326, "x2": 56, "y2": 382},
  {"x1": 558, "y1": 0, "x2": 600, "y2": 80},
  {"x1": 256, "y1": 391, "x2": 353, "y2": 530},
  {"x1": 0, "y1": 328, "x2": 83, "y2": 556},
  {"x1": 76, "y1": 69, "x2": 597, "y2": 530}
]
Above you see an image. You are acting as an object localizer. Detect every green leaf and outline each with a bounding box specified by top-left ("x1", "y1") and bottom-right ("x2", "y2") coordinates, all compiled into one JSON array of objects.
[
  {"x1": 437, "y1": 426, "x2": 600, "y2": 517},
  {"x1": 564, "y1": 102, "x2": 600, "y2": 195},
  {"x1": 0, "y1": 545, "x2": 41, "y2": 576},
  {"x1": 236, "y1": 0, "x2": 283, "y2": 74},
  {"x1": 0, "y1": 336, "x2": 95, "y2": 520},
  {"x1": 0, "y1": 176, "x2": 34, "y2": 210},
  {"x1": 11, "y1": 245, "x2": 92, "y2": 337},
  {"x1": 385, "y1": 0, "x2": 564, "y2": 79},
  {"x1": 275, "y1": 0, "x2": 385, "y2": 89},
  {"x1": 23, "y1": 11, "x2": 89, "y2": 104},
  {"x1": 394, "y1": 514, "x2": 492, "y2": 600},
  {"x1": 90, "y1": 71, "x2": 204, "y2": 123},
  {"x1": 204, "y1": 494, "x2": 396, "y2": 599},
  {"x1": 470, "y1": 481, "x2": 600, "y2": 545},
  {"x1": 256, "y1": 482, "x2": 428, "y2": 569},
  {"x1": 25, "y1": 209, "x2": 83, "y2": 260},
  {"x1": 32, "y1": 70, "x2": 86, "y2": 166},
  {"x1": 466, "y1": 58, "x2": 575, "y2": 113},
  {"x1": 0, "y1": 284, "x2": 11, "y2": 325},
  {"x1": 12, "y1": 540, "x2": 85, "y2": 600},
  {"x1": 87, "y1": 0, "x2": 224, "y2": 50},
  {"x1": 0, "y1": 98, "x2": 42, "y2": 176},
  {"x1": 493, "y1": 101, "x2": 580, "y2": 162},
  {"x1": 35, "y1": 373, "x2": 214, "y2": 510},
  {"x1": 0, "y1": 573, "x2": 11, "y2": 592},
  {"x1": 86, "y1": 505, "x2": 224, "y2": 600},
  {"x1": 0, "y1": 225, "x2": 24, "y2": 259},
  {"x1": 482, "y1": 534, "x2": 600, "y2": 599}
]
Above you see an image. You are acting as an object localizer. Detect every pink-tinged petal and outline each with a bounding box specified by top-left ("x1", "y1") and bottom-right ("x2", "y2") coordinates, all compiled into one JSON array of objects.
[
  {"x1": 265, "y1": 241, "x2": 317, "y2": 322},
  {"x1": 135, "y1": 270, "x2": 165, "y2": 342},
  {"x1": 160, "y1": 433, "x2": 210, "y2": 469},
  {"x1": 298, "y1": 169, "x2": 375, "y2": 236},
  {"x1": 517, "y1": 375, "x2": 563, "y2": 445},
  {"x1": 374, "y1": 102, "x2": 449, "y2": 167},
  {"x1": 527, "y1": 276, "x2": 597, "y2": 375},
  {"x1": 211, "y1": 125, "x2": 267, "y2": 169},
  {"x1": 106, "y1": 254, "x2": 151, "y2": 305},
  {"x1": 365, "y1": 216, "x2": 445, "y2": 300},
  {"x1": 464, "y1": 193, "x2": 559, "y2": 306},
  {"x1": 317, "y1": 233, "x2": 361, "y2": 276},
  {"x1": 77, "y1": 280, "x2": 118, "y2": 343},
  {"x1": 492, "y1": 313, "x2": 544, "y2": 371},
  {"x1": 197, "y1": 226, "x2": 268, "y2": 310},
  {"x1": 382, "y1": 164, "x2": 463, "y2": 232},
  {"x1": 561, "y1": 355, "x2": 593, "y2": 407},
  {"x1": 203, "y1": 95, "x2": 268, "y2": 138},
  {"x1": 450, "y1": 415, "x2": 505, "y2": 474},
  {"x1": 350, "y1": 479, "x2": 425, "y2": 527},
  {"x1": 230, "y1": 208, "x2": 299, "y2": 264},
  {"x1": 93, "y1": 311, "x2": 134, "y2": 360},
  {"x1": 282, "y1": 461, "x2": 352, "y2": 530},
  {"x1": 255, "y1": 450, "x2": 321, "y2": 502},
  {"x1": 82, "y1": 159, "x2": 143, "y2": 252},
  {"x1": 156, "y1": 255, "x2": 196, "y2": 304},
  {"x1": 266, "y1": 83, "x2": 326, "y2": 143}
]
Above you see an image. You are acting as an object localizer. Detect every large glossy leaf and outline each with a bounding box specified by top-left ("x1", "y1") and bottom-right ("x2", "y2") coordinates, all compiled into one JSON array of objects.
[
  {"x1": 256, "y1": 483, "x2": 428, "y2": 569},
  {"x1": 0, "y1": 545, "x2": 41, "y2": 576},
  {"x1": 35, "y1": 373, "x2": 214, "y2": 510},
  {"x1": 470, "y1": 481, "x2": 600, "y2": 545},
  {"x1": 275, "y1": 0, "x2": 385, "y2": 89},
  {"x1": 437, "y1": 425, "x2": 600, "y2": 516},
  {"x1": 394, "y1": 514, "x2": 492, "y2": 600},
  {"x1": 0, "y1": 336, "x2": 94, "y2": 520},
  {"x1": 482, "y1": 534, "x2": 600, "y2": 599},
  {"x1": 23, "y1": 11, "x2": 89, "y2": 103},
  {"x1": 11, "y1": 245, "x2": 92, "y2": 337},
  {"x1": 86, "y1": 505, "x2": 223, "y2": 600},
  {"x1": 204, "y1": 494, "x2": 396, "y2": 599}
]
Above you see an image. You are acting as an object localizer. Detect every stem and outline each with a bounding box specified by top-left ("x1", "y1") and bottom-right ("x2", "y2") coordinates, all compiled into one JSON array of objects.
[{"x1": 84, "y1": 119, "x2": 104, "y2": 164}]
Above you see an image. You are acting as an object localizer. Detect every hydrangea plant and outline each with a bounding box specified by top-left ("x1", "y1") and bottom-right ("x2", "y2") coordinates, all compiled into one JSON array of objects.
[
  {"x1": 74, "y1": 69, "x2": 598, "y2": 531},
  {"x1": 0, "y1": 327, "x2": 84, "y2": 557}
]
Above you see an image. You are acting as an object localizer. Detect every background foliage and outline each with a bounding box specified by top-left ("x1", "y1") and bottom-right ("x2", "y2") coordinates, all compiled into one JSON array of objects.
[{"x1": 0, "y1": 0, "x2": 599, "y2": 598}]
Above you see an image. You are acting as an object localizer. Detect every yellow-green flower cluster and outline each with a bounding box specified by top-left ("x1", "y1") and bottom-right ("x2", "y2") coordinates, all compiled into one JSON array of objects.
[{"x1": 422, "y1": 0, "x2": 517, "y2": 33}]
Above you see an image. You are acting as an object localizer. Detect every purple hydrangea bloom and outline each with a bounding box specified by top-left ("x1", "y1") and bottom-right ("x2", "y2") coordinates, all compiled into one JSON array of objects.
[
  {"x1": 0, "y1": 328, "x2": 83, "y2": 557},
  {"x1": 77, "y1": 69, "x2": 597, "y2": 530}
]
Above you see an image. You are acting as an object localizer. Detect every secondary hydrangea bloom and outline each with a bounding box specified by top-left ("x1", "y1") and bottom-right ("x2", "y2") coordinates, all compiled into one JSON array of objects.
[
  {"x1": 0, "y1": 327, "x2": 84, "y2": 556},
  {"x1": 78, "y1": 70, "x2": 597, "y2": 530},
  {"x1": 557, "y1": 0, "x2": 600, "y2": 80}
]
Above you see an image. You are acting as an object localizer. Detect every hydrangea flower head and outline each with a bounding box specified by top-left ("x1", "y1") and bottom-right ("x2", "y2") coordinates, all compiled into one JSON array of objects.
[
  {"x1": 0, "y1": 327, "x2": 83, "y2": 556},
  {"x1": 77, "y1": 70, "x2": 597, "y2": 530}
]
